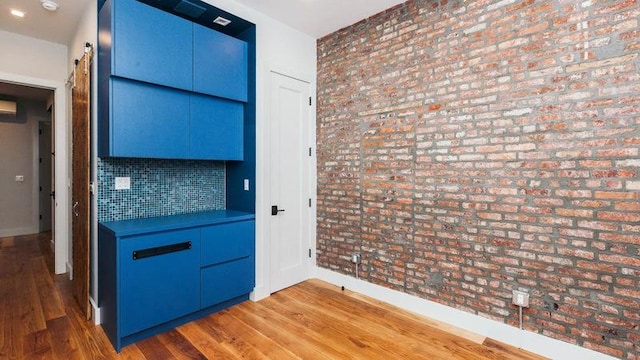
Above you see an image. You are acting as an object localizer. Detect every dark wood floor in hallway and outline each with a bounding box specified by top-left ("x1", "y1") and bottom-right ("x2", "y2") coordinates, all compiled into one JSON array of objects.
[{"x1": 0, "y1": 233, "x2": 547, "y2": 359}]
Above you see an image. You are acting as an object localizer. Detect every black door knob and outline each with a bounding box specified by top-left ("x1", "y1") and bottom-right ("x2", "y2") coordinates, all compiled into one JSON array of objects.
[{"x1": 271, "y1": 205, "x2": 285, "y2": 216}]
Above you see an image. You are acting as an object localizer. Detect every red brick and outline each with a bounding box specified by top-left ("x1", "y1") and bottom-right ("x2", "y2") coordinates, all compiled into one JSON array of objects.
[{"x1": 316, "y1": 0, "x2": 640, "y2": 358}]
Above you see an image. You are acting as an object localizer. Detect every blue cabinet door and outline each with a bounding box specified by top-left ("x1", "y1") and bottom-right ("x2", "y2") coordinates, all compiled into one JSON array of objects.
[
  {"x1": 111, "y1": 78, "x2": 190, "y2": 158},
  {"x1": 190, "y1": 94, "x2": 243, "y2": 160},
  {"x1": 113, "y1": 0, "x2": 193, "y2": 90},
  {"x1": 119, "y1": 229, "x2": 200, "y2": 337},
  {"x1": 193, "y1": 24, "x2": 248, "y2": 102}
]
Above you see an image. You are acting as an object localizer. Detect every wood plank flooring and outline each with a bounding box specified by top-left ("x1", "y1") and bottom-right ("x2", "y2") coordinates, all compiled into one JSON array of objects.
[{"x1": 0, "y1": 233, "x2": 548, "y2": 359}]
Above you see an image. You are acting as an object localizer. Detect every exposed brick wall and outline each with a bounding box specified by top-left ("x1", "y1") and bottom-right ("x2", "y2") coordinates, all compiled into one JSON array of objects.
[{"x1": 316, "y1": 0, "x2": 640, "y2": 358}]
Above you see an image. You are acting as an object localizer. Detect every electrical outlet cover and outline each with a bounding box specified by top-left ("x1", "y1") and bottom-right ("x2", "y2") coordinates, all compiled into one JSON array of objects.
[
  {"x1": 512, "y1": 289, "x2": 530, "y2": 307},
  {"x1": 115, "y1": 177, "x2": 131, "y2": 190}
]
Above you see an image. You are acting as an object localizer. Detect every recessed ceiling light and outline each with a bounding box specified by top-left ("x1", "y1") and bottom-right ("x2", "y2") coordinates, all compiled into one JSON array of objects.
[
  {"x1": 213, "y1": 16, "x2": 231, "y2": 26},
  {"x1": 10, "y1": 9, "x2": 26, "y2": 17},
  {"x1": 41, "y1": 0, "x2": 59, "y2": 12}
]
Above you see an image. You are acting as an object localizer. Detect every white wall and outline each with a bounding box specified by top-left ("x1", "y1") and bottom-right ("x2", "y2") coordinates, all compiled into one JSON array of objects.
[
  {"x1": 0, "y1": 101, "x2": 48, "y2": 236},
  {"x1": 0, "y1": 30, "x2": 68, "y2": 80},
  {"x1": 0, "y1": 30, "x2": 69, "y2": 274},
  {"x1": 202, "y1": 0, "x2": 318, "y2": 300}
]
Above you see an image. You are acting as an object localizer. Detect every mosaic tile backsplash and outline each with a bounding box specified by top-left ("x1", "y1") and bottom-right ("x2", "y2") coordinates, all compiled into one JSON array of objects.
[{"x1": 98, "y1": 158, "x2": 225, "y2": 222}]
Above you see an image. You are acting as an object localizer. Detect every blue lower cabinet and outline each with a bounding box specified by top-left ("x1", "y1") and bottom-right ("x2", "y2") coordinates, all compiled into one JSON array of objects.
[
  {"x1": 201, "y1": 257, "x2": 253, "y2": 308},
  {"x1": 98, "y1": 211, "x2": 255, "y2": 352},
  {"x1": 119, "y1": 229, "x2": 200, "y2": 336}
]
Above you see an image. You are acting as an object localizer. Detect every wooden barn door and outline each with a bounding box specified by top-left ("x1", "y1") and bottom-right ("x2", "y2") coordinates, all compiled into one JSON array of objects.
[{"x1": 71, "y1": 49, "x2": 92, "y2": 319}]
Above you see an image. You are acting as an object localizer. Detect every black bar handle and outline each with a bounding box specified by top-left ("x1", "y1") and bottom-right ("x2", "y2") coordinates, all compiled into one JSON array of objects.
[{"x1": 133, "y1": 241, "x2": 192, "y2": 260}]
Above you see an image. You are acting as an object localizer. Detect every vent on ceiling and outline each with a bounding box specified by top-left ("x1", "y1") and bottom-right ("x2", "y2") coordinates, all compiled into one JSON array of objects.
[
  {"x1": 213, "y1": 16, "x2": 231, "y2": 26},
  {"x1": 174, "y1": 0, "x2": 206, "y2": 19}
]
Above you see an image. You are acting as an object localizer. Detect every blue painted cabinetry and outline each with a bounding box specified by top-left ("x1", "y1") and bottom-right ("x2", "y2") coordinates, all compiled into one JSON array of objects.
[
  {"x1": 112, "y1": 0, "x2": 192, "y2": 90},
  {"x1": 111, "y1": 78, "x2": 190, "y2": 158},
  {"x1": 190, "y1": 94, "x2": 244, "y2": 160},
  {"x1": 98, "y1": 0, "x2": 247, "y2": 160},
  {"x1": 119, "y1": 229, "x2": 200, "y2": 336},
  {"x1": 201, "y1": 221, "x2": 255, "y2": 308},
  {"x1": 99, "y1": 210, "x2": 255, "y2": 352},
  {"x1": 194, "y1": 24, "x2": 248, "y2": 102}
]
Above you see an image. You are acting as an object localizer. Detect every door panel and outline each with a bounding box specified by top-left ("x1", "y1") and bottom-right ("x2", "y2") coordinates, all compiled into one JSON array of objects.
[
  {"x1": 269, "y1": 72, "x2": 311, "y2": 293},
  {"x1": 72, "y1": 51, "x2": 92, "y2": 319}
]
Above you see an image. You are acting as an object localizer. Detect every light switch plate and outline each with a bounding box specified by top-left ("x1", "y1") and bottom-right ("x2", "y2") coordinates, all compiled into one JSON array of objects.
[
  {"x1": 244, "y1": 179, "x2": 250, "y2": 191},
  {"x1": 15, "y1": 175, "x2": 24, "y2": 182},
  {"x1": 115, "y1": 177, "x2": 131, "y2": 190}
]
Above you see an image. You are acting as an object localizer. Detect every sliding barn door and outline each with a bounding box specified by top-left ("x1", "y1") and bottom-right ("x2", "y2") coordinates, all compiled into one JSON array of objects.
[{"x1": 71, "y1": 50, "x2": 92, "y2": 319}]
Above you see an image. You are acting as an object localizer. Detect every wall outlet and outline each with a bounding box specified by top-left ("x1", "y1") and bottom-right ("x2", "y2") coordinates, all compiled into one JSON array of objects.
[
  {"x1": 115, "y1": 177, "x2": 130, "y2": 190},
  {"x1": 351, "y1": 253, "x2": 361, "y2": 264},
  {"x1": 15, "y1": 175, "x2": 24, "y2": 182},
  {"x1": 512, "y1": 289, "x2": 530, "y2": 307}
]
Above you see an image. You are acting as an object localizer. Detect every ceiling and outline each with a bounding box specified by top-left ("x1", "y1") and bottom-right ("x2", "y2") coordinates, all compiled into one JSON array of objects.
[
  {"x1": 231, "y1": 0, "x2": 408, "y2": 38},
  {"x1": 0, "y1": 0, "x2": 407, "y2": 99},
  {"x1": 0, "y1": 0, "x2": 92, "y2": 45},
  {"x1": 0, "y1": 81, "x2": 52, "y2": 102},
  {"x1": 0, "y1": 0, "x2": 408, "y2": 46}
]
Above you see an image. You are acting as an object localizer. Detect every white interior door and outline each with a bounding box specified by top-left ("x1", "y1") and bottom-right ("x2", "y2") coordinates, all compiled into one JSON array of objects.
[{"x1": 269, "y1": 71, "x2": 311, "y2": 293}]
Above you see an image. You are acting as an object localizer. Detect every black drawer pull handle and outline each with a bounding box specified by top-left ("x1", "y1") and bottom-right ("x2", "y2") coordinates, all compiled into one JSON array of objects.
[{"x1": 132, "y1": 241, "x2": 192, "y2": 260}]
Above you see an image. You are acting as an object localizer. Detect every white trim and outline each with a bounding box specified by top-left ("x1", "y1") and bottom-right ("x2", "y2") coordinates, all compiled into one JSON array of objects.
[
  {"x1": 315, "y1": 267, "x2": 618, "y2": 360},
  {"x1": 90, "y1": 296, "x2": 101, "y2": 325},
  {"x1": 0, "y1": 71, "x2": 69, "y2": 275},
  {"x1": 67, "y1": 261, "x2": 73, "y2": 278}
]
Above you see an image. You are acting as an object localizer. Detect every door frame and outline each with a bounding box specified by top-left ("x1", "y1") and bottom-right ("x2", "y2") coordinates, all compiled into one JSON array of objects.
[
  {"x1": 253, "y1": 63, "x2": 316, "y2": 299},
  {"x1": 38, "y1": 121, "x2": 53, "y2": 233},
  {"x1": 0, "y1": 71, "x2": 70, "y2": 275}
]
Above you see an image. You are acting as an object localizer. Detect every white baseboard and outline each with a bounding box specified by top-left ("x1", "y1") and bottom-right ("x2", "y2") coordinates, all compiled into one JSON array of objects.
[
  {"x1": 90, "y1": 296, "x2": 101, "y2": 325},
  {"x1": 0, "y1": 226, "x2": 40, "y2": 238},
  {"x1": 250, "y1": 285, "x2": 270, "y2": 302},
  {"x1": 315, "y1": 267, "x2": 617, "y2": 360},
  {"x1": 66, "y1": 261, "x2": 73, "y2": 279}
]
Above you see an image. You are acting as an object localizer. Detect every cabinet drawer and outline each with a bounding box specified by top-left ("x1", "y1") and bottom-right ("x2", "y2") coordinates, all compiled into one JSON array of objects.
[
  {"x1": 201, "y1": 221, "x2": 254, "y2": 267},
  {"x1": 119, "y1": 229, "x2": 200, "y2": 336},
  {"x1": 201, "y1": 257, "x2": 253, "y2": 308},
  {"x1": 113, "y1": 0, "x2": 192, "y2": 90},
  {"x1": 111, "y1": 78, "x2": 190, "y2": 158}
]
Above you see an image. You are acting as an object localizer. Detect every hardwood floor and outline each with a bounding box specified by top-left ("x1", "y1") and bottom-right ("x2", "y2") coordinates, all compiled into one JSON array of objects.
[{"x1": 0, "y1": 233, "x2": 548, "y2": 359}]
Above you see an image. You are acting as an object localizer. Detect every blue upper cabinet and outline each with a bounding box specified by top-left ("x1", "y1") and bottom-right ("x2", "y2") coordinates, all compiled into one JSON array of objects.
[
  {"x1": 190, "y1": 94, "x2": 243, "y2": 160},
  {"x1": 111, "y1": 78, "x2": 190, "y2": 158},
  {"x1": 193, "y1": 24, "x2": 248, "y2": 102},
  {"x1": 112, "y1": 0, "x2": 193, "y2": 90},
  {"x1": 98, "y1": 0, "x2": 251, "y2": 160}
]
